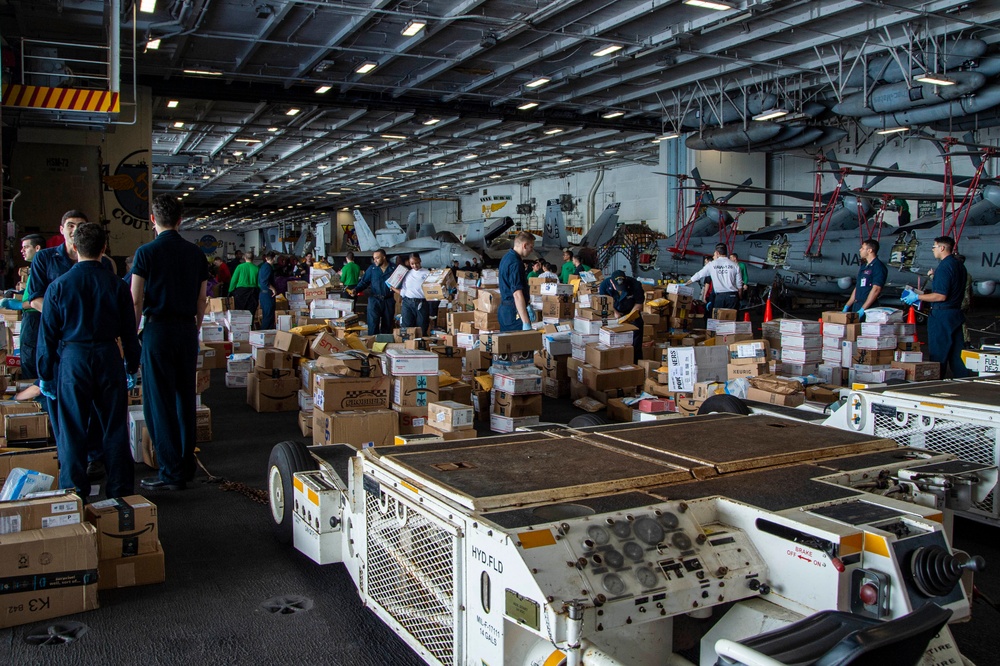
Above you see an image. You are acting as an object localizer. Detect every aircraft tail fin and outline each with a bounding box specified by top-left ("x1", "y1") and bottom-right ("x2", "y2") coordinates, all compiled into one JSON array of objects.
[
  {"x1": 465, "y1": 220, "x2": 485, "y2": 248},
  {"x1": 540, "y1": 199, "x2": 568, "y2": 248},
  {"x1": 352, "y1": 210, "x2": 380, "y2": 252},
  {"x1": 580, "y1": 202, "x2": 620, "y2": 247},
  {"x1": 405, "y1": 212, "x2": 418, "y2": 240}
]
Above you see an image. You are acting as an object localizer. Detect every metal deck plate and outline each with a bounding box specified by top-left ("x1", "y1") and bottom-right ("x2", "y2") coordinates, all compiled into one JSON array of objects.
[
  {"x1": 377, "y1": 436, "x2": 692, "y2": 511},
  {"x1": 483, "y1": 491, "x2": 664, "y2": 530},
  {"x1": 584, "y1": 416, "x2": 894, "y2": 473},
  {"x1": 872, "y1": 378, "x2": 1000, "y2": 411},
  {"x1": 814, "y1": 448, "x2": 938, "y2": 472},
  {"x1": 647, "y1": 464, "x2": 861, "y2": 512}
]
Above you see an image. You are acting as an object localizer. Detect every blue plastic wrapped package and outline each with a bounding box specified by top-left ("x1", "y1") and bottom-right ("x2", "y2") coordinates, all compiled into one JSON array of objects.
[{"x1": 0, "y1": 468, "x2": 55, "y2": 501}]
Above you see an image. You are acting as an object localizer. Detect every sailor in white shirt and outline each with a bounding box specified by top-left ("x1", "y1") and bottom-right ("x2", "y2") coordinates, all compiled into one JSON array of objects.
[
  {"x1": 686, "y1": 243, "x2": 743, "y2": 310},
  {"x1": 538, "y1": 262, "x2": 560, "y2": 281},
  {"x1": 393, "y1": 252, "x2": 431, "y2": 334}
]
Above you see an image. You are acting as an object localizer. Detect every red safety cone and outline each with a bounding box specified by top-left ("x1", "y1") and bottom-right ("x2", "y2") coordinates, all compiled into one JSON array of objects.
[
  {"x1": 763, "y1": 298, "x2": 774, "y2": 323},
  {"x1": 743, "y1": 312, "x2": 751, "y2": 323},
  {"x1": 818, "y1": 316, "x2": 824, "y2": 336},
  {"x1": 907, "y1": 305, "x2": 918, "y2": 343}
]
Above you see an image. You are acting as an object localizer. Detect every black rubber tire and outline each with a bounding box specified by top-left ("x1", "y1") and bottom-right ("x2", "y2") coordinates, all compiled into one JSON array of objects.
[
  {"x1": 568, "y1": 414, "x2": 611, "y2": 428},
  {"x1": 267, "y1": 440, "x2": 318, "y2": 544},
  {"x1": 698, "y1": 394, "x2": 751, "y2": 416}
]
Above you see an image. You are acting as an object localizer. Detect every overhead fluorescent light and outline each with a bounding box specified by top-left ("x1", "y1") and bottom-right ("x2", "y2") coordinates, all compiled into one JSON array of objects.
[
  {"x1": 602, "y1": 111, "x2": 625, "y2": 119},
  {"x1": 464, "y1": 179, "x2": 476, "y2": 184},
  {"x1": 167, "y1": 100, "x2": 179, "y2": 108},
  {"x1": 286, "y1": 108, "x2": 300, "y2": 116},
  {"x1": 400, "y1": 169, "x2": 418, "y2": 173},
  {"x1": 233, "y1": 151, "x2": 244, "y2": 157},
  {"x1": 358, "y1": 182, "x2": 375, "y2": 186},
  {"x1": 267, "y1": 126, "x2": 278, "y2": 132},
  {"x1": 173, "y1": 121, "x2": 184, "y2": 128},
  {"x1": 183, "y1": 69, "x2": 222, "y2": 76},
  {"x1": 490, "y1": 174, "x2": 502, "y2": 179},
  {"x1": 401, "y1": 20, "x2": 426, "y2": 37},
  {"x1": 235, "y1": 138, "x2": 261, "y2": 143},
  {"x1": 440, "y1": 185, "x2": 449, "y2": 189},
  {"x1": 518, "y1": 102, "x2": 538, "y2": 110},
  {"x1": 315, "y1": 85, "x2": 332, "y2": 94},
  {"x1": 337, "y1": 156, "x2": 349, "y2": 161},
  {"x1": 557, "y1": 157, "x2": 573, "y2": 163},
  {"x1": 356, "y1": 62, "x2": 377, "y2": 74},
  {"x1": 376, "y1": 176, "x2": 393, "y2": 180},
  {"x1": 146, "y1": 39, "x2": 161, "y2": 50},
  {"x1": 683, "y1": 0, "x2": 735, "y2": 9},
  {"x1": 139, "y1": 0, "x2": 156, "y2": 13},
  {"x1": 500, "y1": 142, "x2": 514, "y2": 147},
  {"x1": 543, "y1": 128, "x2": 564, "y2": 135},
  {"x1": 877, "y1": 127, "x2": 909, "y2": 135},
  {"x1": 604, "y1": 149, "x2": 618, "y2": 154},
  {"x1": 915, "y1": 74, "x2": 956, "y2": 86},
  {"x1": 381, "y1": 134, "x2": 406, "y2": 140},
  {"x1": 592, "y1": 44, "x2": 623, "y2": 57},
  {"x1": 465, "y1": 153, "x2": 478, "y2": 159},
  {"x1": 432, "y1": 161, "x2": 446, "y2": 166},
  {"x1": 360, "y1": 145, "x2": 374, "y2": 151},
  {"x1": 525, "y1": 76, "x2": 550, "y2": 88},
  {"x1": 423, "y1": 117, "x2": 441, "y2": 125},
  {"x1": 659, "y1": 132, "x2": 679, "y2": 140},
  {"x1": 753, "y1": 109, "x2": 789, "y2": 121}
]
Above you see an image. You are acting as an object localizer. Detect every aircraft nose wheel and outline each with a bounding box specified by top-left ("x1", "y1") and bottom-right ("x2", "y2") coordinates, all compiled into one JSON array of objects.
[{"x1": 267, "y1": 440, "x2": 317, "y2": 544}]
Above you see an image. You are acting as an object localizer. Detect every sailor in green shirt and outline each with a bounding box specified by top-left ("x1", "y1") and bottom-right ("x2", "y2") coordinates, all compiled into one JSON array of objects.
[
  {"x1": 560, "y1": 249, "x2": 576, "y2": 283},
  {"x1": 229, "y1": 252, "x2": 260, "y2": 314},
  {"x1": 730, "y1": 252, "x2": 749, "y2": 299},
  {"x1": 339, "y1": 252, "x2": 361, "y2": 296},
  {"x1": 526, "y1": 259, "x2": 543, "y2": 279}
]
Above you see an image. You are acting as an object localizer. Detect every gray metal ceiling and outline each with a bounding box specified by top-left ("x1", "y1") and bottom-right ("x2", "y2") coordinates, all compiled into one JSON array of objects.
[{"x1": 3, "y1": 0, "x2": 1000, "y2": 231}]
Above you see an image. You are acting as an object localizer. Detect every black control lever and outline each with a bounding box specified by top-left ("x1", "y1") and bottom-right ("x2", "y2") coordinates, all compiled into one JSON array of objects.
[{"x1": 910, "y1": 545, "x2": 986, "y2": 598}]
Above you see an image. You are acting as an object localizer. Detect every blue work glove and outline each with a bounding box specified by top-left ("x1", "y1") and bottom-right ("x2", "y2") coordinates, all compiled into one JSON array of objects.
[
  {"x1": 856, "y1": 307, "x2": 865, "y2": 319},
  {"x1": 901, "y1": 290, "x2": 920, "y2": 306},
  {"x1": 842, "y1": 304, "x2": 850, "y2": 313},
  {"x1": 39, "y1": 380, "x2": 56, "y2": 400},
  {"x1": 0, "y1": 298, "x2": 23, "y2": 310},
  {"x1": 522, "y1": 322, "x2": 532, "y2": 331},
  {"x1": 127, "y1": 374, "x2": 137, "y2": 390}
]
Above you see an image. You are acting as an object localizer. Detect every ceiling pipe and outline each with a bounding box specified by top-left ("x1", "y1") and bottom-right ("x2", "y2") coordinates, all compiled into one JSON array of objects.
[{"x1": 587, "y1": 167, "x2": 604, "y2": 233}]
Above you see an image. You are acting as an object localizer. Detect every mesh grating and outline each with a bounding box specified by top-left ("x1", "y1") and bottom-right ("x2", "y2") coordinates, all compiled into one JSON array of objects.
[
  {"x1": 365, "y1": 488, "x2": 457, "y2": 666},
  {"x1": 873, "y1": 412, "x2": 996, "y2": 514}
]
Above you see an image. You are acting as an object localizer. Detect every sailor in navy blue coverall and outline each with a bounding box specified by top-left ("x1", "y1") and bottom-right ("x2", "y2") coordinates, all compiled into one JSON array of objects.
[
  {"x1": 37, "y1": 223, "x2": 140, "y2": 499},
  {"x1": 131, "y1": 195, "x2": 209, "y2": 492},
  {"x1": 28, "y1": 210, "x2": 117, "y2": 473},
  {"x1": 498, "y1": 232, "x2": 535, "y2": 331},
  {"x1": 903, "y1": 236, "x2": 970, "y2": 378},
  {"x1": 352, "y1": 249, "x2": 395, "y2": 335},
  {"x1": 599, "y1": 270, "x2": 646, "y2": 363},
  {"x1": 258, "y1": 251, "x2": 278, "y2": 330}
]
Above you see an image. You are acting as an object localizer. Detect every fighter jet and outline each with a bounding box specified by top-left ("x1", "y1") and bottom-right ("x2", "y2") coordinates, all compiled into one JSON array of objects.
[{"x1": 351, "y1": 210, "x2": 481, "y2": 268}]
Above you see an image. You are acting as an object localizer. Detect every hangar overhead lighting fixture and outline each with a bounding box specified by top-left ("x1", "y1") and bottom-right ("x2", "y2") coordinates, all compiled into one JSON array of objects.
[
  {"x1": 602, "y1": 111, "x2": 625, "y2": 119},
  {"x1": 543, "y1": 128, "x2": 564, "y2": 135},
  {"x1": 683, "y1": 0, "x2": 735, "y2": 10},
  {"x1": 146, "y1": 39, "x2": 161, "y2": 50},
  {"x1": 604, "y1": 149, "x2": 618, "y2": 154},
  {"x1": 557, "y1": 157, "x2": 573, "y2": 163},
  {"x1": 753, "y1": 108, "x2": 789, "y2": 121},
  {"x1": 500, "y1": 142, "x2": 514, "y2": 147},
  {"x1": 915, "y1": 74, "x2": 956, "y2": 86},
  {"x1": 286, "y1": 108, "x2": 301, "y2": 116},
  {"x1": 358, "y1": 182, "x2": 375, "y2": 186},
  {"x1": 525, "y1": 76, "x2": 550, "y2": 88},
  {"x1": 400, "y1": 169, "x2": 418, "y2": 173},
  {"x1": 423, "y1": 118, "x2": 441, "y2": 125},
  {"x1": 139, "y1": 0, "x2": 157, "y2": 13},
  {"x1": 167, "y1": 100, "x2": 179, "y2": 108},
  {"x1": 381, "y1": 134, "x2": 406, "y2": 140},
  {"x1": 659, "y1": 132, "x2": 679, "y2": 140},
  {"x1": 376, "y1": 176, "x2": 393, "y2": 180},
  {"x1": 356, "y1": 62, "x2": 377, "y2": 74},
  {"x1": 173, "y1": 121, "x2": 184, "y2": 128},
  {"x1": 267, "y1": 126, "x2": 278, "y2": 132},
  {"x1": 360, "y1": 145, "x2": 374, "y2": 151},
  {"x1": 183, "y1": 69, "x2": 222, "y2": 76},
  {"x1": 401, "y1": 20, "x2": 426, "y2": 37},
  {"x1": 433, "y1": 161, "x2": 446, "y2": 166},
  {"x1": 592, "y1": 44, "x2": 623, "y2": 57},
  {"x1": 518, "y1": 102, "x2": 539, "y2": 110},
  {"x1": 235, "y1": 138, "x2": 261, "y2": 143},
  {"x1": 877, "y1": 127, "x2": 909, "y2": 135},
  {"x1": 315, "y1": 85, "x2": 332, "y2": 94}
]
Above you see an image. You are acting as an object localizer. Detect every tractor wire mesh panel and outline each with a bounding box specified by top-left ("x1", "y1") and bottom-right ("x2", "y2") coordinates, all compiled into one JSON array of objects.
[
  {"x1": 364, "y1": 486, "x2": 459, "y2": 666},
  {"x1": 874, "y1": 411, "x2": 997, "y2": 516}
]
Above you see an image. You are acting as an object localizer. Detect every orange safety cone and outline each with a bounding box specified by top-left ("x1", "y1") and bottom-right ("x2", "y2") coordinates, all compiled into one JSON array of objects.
[
  {"x1": 743, "y1": 312, "x2": 751, "y2": 323},
  {"x1": 907, "y1": 305, "x2": 918, "y2": 343},
  {"x1": 763, "y1": 298, "x2": 774, "y2": 323},
  {"x1": 818, "y1": 316, "x2": 824, "y2": 336}
]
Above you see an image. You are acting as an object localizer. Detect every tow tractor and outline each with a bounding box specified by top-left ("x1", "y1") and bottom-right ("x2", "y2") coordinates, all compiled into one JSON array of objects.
[{"x1": 268, "y1": 414, "x2": 983, "y2": 666}]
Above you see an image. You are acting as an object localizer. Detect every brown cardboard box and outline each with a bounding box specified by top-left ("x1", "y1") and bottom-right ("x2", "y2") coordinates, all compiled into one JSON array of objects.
[
  {"x1": 273, "y1": 330, "x2": 308, "y2": 355},
  {"x1": 491, "y1": 391, "x2": 542, "y2": 418},
  {"x1": 392, "y1": 375, "x2": 440, "y2": 407},
  {"x1": 141, "y1": 430, "x2": 157, "y2": 469},
  {"x1": 98, "y1": 545, "x2": 165, "y2": 590},
  {"x1": 298, "y1": 410, "x2": 313, "y2": 437},
  {"x1": 585, "y1": 343, "x2": 632, "y2": 370},
  {"x1": 313, "y1": 374, "x2": 390, "y2": 411},
  {"x1": 393, "y1": 404, "x2": 428, "y2": 435},
  {"x1": 891, "y1": 361, "x2": 941, "y2": 382},
  {"x1": 439, "y1": 381, "x2": 473, "y2": 405},
  {"x1": 472, "y1": 389, "x2": 491, "y2": 422},
  {"x1": 313, "y1": 409, "x2": 398, "y2": 448},
  {"x1": 195, "y1": 369, "x2": 211, "y2": 394},
  {"x1": 805, "y1": 385, "x2": 840, "y2": 404},
  {"x1": 253, "y1": 347, "x2": 294, "y2": 370},
  {"x1": 712, "y1": 308, "x2": 737, "y2": 321},
  {"x1": 0, "y1": 447, "x2": 59, "y2": 488},
  {"x1": 693, "y1": 381, "x2": 727, "y2": 401},
  {"x1": 447, "y1": 311, "x2": 475, "y2": 332},
  {"x1": 606, "y1": 397, "x2": 635, "y2": 422},
  {"x1": 4, "y1": 412, "x2": 49, "y2": 441},
  {"x1": 247, "y1": 373, "x2": 299, "y2": 412},
  {"x1": 315, "y1": 352, "x2": 383, "y2": 378},
  {"x1": 303, "y1": 287, "x2": 328, "y2": 300},
  {"x1": 286, "y1": 280, "x2": 308, "y2": 294},
  {"x1": 727, "y1": 362, "x2": 769, "y2": 380},
  {"x1": 421, "y1": 424, "x2": 477, "y2": 441},
  {"x1": 852, "y1": 348, "x2": 895, "y2": 365},
  {"x1": 542, "y1": 377, "x2": 570, "y2": 398},
  {"x1": 310, "y1": 331, "x2": 351, "y2": 357},
  {"x1": 0, "y1": 522, "x2": 99, "y2": 628},
  {"x1": 580, "y1": 364, "x2": 645, "y2": 392},
  {"x1": 0, "y1": 490, "x2": 82, "y2": 534},
  {"x1": 822, "y1": 311, "x2": 859, "y2": 324},
  {"x1": 85, "y1": 495, "x2": 159, "y2": 559},
  {"x1": 473, "y1": 310, "x2": 500, "y2": 331},
  {"x1": 643, "y1": 378, "x2": 673, "y2": 398},
  {"x1": 746, "y1": 387, "x2": 805, "y2": 407},
  {"x1": 427, "y1": 401, "x2": 476, "y2": 431},
  {"x1": 202, "y1": 341, "x2": 233, "y2": 369},
  {"x1": 728, "y1": 340, "x2": 770, "y2": 364},
  {"x1": 570, "y1": 377, "x2": 589, "y2": 400},
  {"x1": 208, "y1": 297, "x2": 228, "y2": 313},
  {"x1": 479, "y1": 330, "x2": 542, "y2": 354},
  {"x1": 475, "y1": 289, "x2": 502, "y2": 313},
  {"x1": 676, "y1": 398, "x2": 702, "y2": 417}
]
